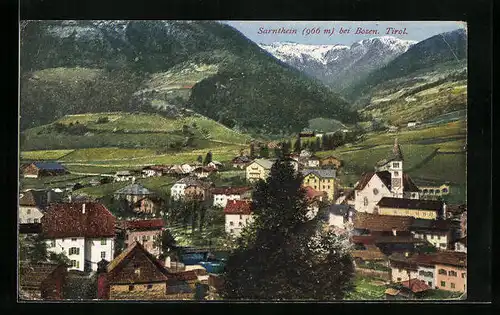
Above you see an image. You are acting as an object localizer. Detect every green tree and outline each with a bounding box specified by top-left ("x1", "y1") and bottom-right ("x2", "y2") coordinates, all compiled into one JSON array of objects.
[
  {"x1": 294, "y1": 135, "x2": 301, "y2": 153},
  {"x1": 154, "y1": 229, "x2": 178, "y2": 256},
  {"x1": 197, "y1": 155, "x2": 203, "y2": 164},
  {"x1": 259, "y1": 146, "x2": 270, "y2": 158},
  {"x1": 204, "y1": 151, "x2": 213, "y2": 165},
  {"x1": 315, "y1": 137, "x2": 321, "y2": 152},
  {"x1": 221, "y1": 159, "x2": 355, "y2": 300},
  {"x1": 249, "y1": 143, "x2": 256, "y2": 158}
]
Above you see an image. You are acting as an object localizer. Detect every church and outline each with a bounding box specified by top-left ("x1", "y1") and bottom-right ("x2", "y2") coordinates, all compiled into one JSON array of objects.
[{"x1": 353, "y1": 138, "x2": 421, "y2": 214}]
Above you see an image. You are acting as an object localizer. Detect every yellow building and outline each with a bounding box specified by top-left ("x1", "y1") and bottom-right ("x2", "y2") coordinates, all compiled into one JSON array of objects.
[
  {"x1": 376, "y1": 197, "x2": 443, "y2": 219},
  {"x1": 246, "y1": 159, "x2": 274, "y2": 183},
  {"x1": 301, "y1": 169, "x2": 336, "y2": 201}
]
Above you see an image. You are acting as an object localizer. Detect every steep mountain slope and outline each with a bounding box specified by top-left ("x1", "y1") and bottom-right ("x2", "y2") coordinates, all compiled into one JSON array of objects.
[
  {"x1": 260, "y1": 37, "x2": 416, "y2": 92},
  {"x1": 20, "y1": 20, "x2": 357, "y2": 135},
  {"x1": 344, "y1": 29, "x2": 467, "y2": 126}
]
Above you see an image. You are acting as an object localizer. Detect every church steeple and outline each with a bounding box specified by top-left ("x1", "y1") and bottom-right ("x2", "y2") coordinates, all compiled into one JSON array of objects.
[{"x1": 392, "y1": 138, "x2": 404, "y2": 161}]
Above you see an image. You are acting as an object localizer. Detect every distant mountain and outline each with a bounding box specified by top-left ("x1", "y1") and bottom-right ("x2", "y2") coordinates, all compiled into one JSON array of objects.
[
  {"x1": 259, "y1": 36, "x2": 416, "y2": 93},
  {"x1": 20, "y1": 20, "x2": 357, "y2": 135}
]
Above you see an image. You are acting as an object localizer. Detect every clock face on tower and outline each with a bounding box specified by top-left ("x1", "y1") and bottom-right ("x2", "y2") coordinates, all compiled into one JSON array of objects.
[{"x1": 391, "y1": 178, "x2": 402, "y2": 188}]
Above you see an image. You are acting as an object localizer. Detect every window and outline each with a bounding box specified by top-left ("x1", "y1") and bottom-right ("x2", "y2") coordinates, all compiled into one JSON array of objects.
[
  {"x1": 428, "y1": 281, "x2": 432, "y2": 287},
  {"x1": 48, "y1": 240, "x2": 56, "y2": 248},
  {"x1": 239, "y1": 215, "x2": 243, "y2": 219},
  {"x1": 431, "y1": 235, "x2": 435, "y2": 240},
  {"x1": 440, "y1": 243, "x2": 447, "y2": 248},
  {"x1": 27, "y1": 209, "x2": 31, "y2": 214},
  {"x1": 441, "y1": 281, "x2": 446, "y2": 287},
  {"x1": 27, "y1": 218, "x2": 32, "y2": 223},
  {"x1": 373, "y1": 188, "x2": 379, "y2": 195},
  {"x1": 70, "y1": 260, "x2": 79, "y2": 268},
  {"x1": 34, "y1": 219, "x2": 39, "y2": 223},
  {"x1": 442, "y1": 188, "x2": 448, "y2": 194},
  {"x1": 393, "y1": 163, "x2": 400, "y2": 168},
  {"x1": 398, "y1": 269, "x2": 403, "y2": 273},
  {"x1": 101, "y1": 239, "x2": 107, "y2": 245},
  {"x1": 230, "y1": 229, "x2": 234, "y2": 233},
  {"x1": 129, "y1": 285, "x2": 134, "y2": 291},
  {"x1": 438, "y1": 269, "x2": 447, "y2": 275},
  {"x1": 397, "y1": 277, "x2": 401, "y2": 282},
  {"x1": 363, "y1": 197, "x2": 368, "y2": 206},
  {"x1": 328, "y1": 186, "x2": 330, "y2": 189},
  {"x1": 450, "y1": 283, "x2": 455, "y2": 289},
  {"x1": 393, "y1": 171, "x2": 399, "y2": 176},
  {"x1": 101, "y1": 251, "x2": 106, "y2": 259},
  {"x1": 448, "y1": 271, "x2": 457, "y2": 277},
  {"x1": 462, "y1": 273, "x2": 466, "y2": 278},
  {"x1": 72, "y1": 238, "x2": 77, "y2": 242},
  {"x1": 229, "y1": 221, "x2": 234, "y2": 226},
  {"x1": 238, "y1": 222, "x2": 243, "y2": 227},
  {"x1": 147, "y1": 284, "x2": 153, "y2": 290},
  {"x1": 68, "y1": 247, "x2": 80, "y2": 255}
]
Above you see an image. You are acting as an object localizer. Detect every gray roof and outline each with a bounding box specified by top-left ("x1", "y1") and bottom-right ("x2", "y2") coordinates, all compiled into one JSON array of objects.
[
  {"x1": 250, "y1": 158, "x2": 274, "y2": 170},
  {"x1": 301, "y1": 168, "x2": 336, "y2": 178},
  {"x1": 176, "y1": 176, "x2": 206, "y2": 186},
  {"x1": 114, "y1": 183, "x2": 153, "y2": 196},
  {"x1": 33, "y1": 162, "x2": 66, "y2": 171}
]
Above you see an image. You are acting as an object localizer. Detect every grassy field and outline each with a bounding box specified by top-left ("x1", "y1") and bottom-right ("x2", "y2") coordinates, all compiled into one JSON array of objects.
[
  {"x1": 20, "y1": 174, "x2": 95, "y2": 190},
  {"x1": 59, "y1": 148, "x2": 159, "y2": 162},
  {"x1": 20, "y1": 149, "x2": 75, "y2": 160},
  {"x1": 346, "y1": 276, "x2": 386, "y2": 300},
  {"x1": 75, "y1": 181, "x2": 130, "y2": 198}
]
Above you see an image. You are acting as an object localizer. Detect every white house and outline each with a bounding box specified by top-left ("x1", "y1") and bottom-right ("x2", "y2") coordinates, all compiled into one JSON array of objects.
[
  {"x1": 212, "y1": 186, "x2": 252, "y2": 208},
  {"x1": 19, "y1": 189, "x2": 62, "y2": 224},
  {"x1": 170, "y1": 176, "x2": 204, "y2": 201},
  {"x1": 323, "y1": 204, "x2": 355, "y2": 230},
  {"x1": 410, "y1": 219, "x2": 451, "y2": 250},
  {"x1": 207, "y1": 161, "x2": 223, "y2": 169},
  {"x1": 224, "y1": 200, "x2": 253, "y2": 237},
  {"x1": 41, "y1": 202, "x2": 116, "y2": 272},
  {"x1": 114, "y1": 171, "x2": 134, "y2": 182},
  {"x1": 417, "y1": 265, "x2": 436, "y2": 288},
  {"x1": 306, "y1": 155, "x2": 320, "y2": 168},
  {"x1": 453, "y1": 236, "x2": 467, "y2": 253},
  {"x1": 181, "y1": 164, "x2": 193, "y2": 174},
  {"x1": 407, "y1": 121, "x2": 420, "y2": 128},
  {"x1": 245, "y1": 159, "x2": 274, "y2": 183}
]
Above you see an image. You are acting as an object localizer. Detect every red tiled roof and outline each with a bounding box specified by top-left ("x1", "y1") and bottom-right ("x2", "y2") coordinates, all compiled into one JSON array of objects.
[
  {"x1": 224, "y1": 200, "x2": 252, "y2": 215},
  {"x1": 41, "y1": 202, "x2": 115, "y2": 239},
  {"x1": 399, "y1": 278, "x2": 430, "y2": 293},
  {"x1": 211, "y1": 186, "x2": 252, "y2": 195},
  {"x1": 351, "y1": 235, "x2": 377, "y2": 245},
  {"x1": 171, "y1": 270, "x2": 198, "y2": 281},
  {"x1": 377, "y1": 197, "x2": 443, "y2": 211},
  {"x1": 303, "y1": 186, "x2": 326, "y2": 200},
  {"x1": 353, "y1": 212, "x2": 414, "y2": 232},
  {"x1": 123, "y1": 219, "x2": 165, "y2": 231},
  {"x1": 431, "y1": 251, "x2": 467, "y2": 267}
]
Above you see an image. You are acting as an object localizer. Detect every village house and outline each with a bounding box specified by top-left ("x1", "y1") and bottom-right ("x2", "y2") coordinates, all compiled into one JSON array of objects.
[
  {"x1": 212, "y1": 186, "x2": 252, "y2": 208},
  {"x1": 231, "y1": 155, "x2": 252, "y2": 169},
  {"x1": 114, "y1": 182, "x2": 155, "y2": 205},
  {"x1": 120, "y1": 219, "x2": 165, "y2": 257},
  {"x1": 41, "y1": 202, "x2": 116, "y2": 272},
  {"x1": 410, "y1": 218, "x2": 452, "y2": 250},
  {"x1": 319, "y1": 156, "x2": 342, "y2": 169},
  {"x1": 351, "y1": 244, "x2": 388, "y2": 270},
  {"x1": 19, "y1": 190, "x2": 49, "y2": 224},
  {"x1": 453, "y1": 236, "x2": 467, "y2": 253},
  {"x1": 170, "y1": 176, "x2": 211, "y2": 201},
  {"x1": 245, "y1": 158, "x2": 274, "y2": 183},
  {"x1": 299, "y1": 149, "x2": 312, "y2": 158},
  {"x1": 191, "y1": 166, "x2": 217, "y2": 179},
  {"x1": 97, "y1": 242, "x2": 194, "y2": 300},
  {"x1": 141, "y1": 165, "x2": 170, "y2": 178},
  {"x1": 133, "y1": 196, "x2": 164, "y2": 214},
  {"x1": 184, "y1": 181, "x2": 214, "y2": 203},
  {"x1": 306, "y1": 155, "x2": 321, "y2": 168},
  {"x1": 19, "y1": 262, "x2": 68, "y2": 300},
  {"x1": 321, "y1": 204, "x2": 355, "y2": 230},
  {"x1": 460, "y1": 210, "x2": 467, "y2": 238},
  {"x1": 224, "y1": 200, "x2": 253, "y2": 236},
  {"x1": 114, "y1": 170, "x2": 136, "y2": 182},
  {"x1": 281, "y1": 156, "x2": 300, "y2": 173},
  {"x1": 22, "y1": 162, "x2": 67, "y2": 178},
  {"x1": 388, "y1": 252, "x2": 420, "y2": 283},
  {"x1": 418, "y1": 184, "x2": 450, "y2": 198},
  {"x1": 301, "y1": 169, "x2": 336, "y2": 201},
  {"x1": 19, "y1": 222, "x2": 42, "y2": 237},
  {"x1": 407, "y1": 121, "x2": 420, "y2": 128},
  {"x1": 352, "y1": 213, "x2": 427, "y2": 256},
  {"x1": 377, "y1": 197, "x2": 444, "y2": 220},
  {"x1": 304, "y1": 186, "x2": 328, "y2": 220},
  {"x1": 385, "y1": 278, "x2": 430, "y2": 300},
  {"x1": 207, "y1": 161, "x2": 223, "y2": 170},
  {"x1": 433, "y1": 251, "x2": 467, "y2": 292}
]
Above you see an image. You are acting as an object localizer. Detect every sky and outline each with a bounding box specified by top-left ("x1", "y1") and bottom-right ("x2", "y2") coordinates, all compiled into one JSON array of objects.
[{"x1": 222, "y1": 21, "x2": 466, "y2": 46}]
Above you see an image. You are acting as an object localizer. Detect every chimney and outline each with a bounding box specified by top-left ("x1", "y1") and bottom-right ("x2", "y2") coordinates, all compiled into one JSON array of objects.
[
  {"x1": 82, "y1": 203, "x2": 86, "y2": 214},
  {"x1": 442, "y1": 202, "x2": 447, "y2": 219},
  {"x1": 392, "y1": 228, "x2": 397, "y2": 236}
]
